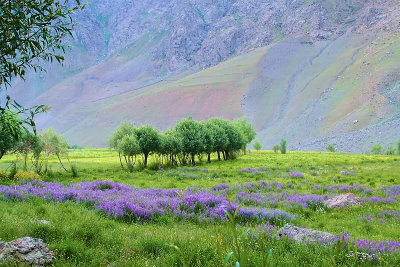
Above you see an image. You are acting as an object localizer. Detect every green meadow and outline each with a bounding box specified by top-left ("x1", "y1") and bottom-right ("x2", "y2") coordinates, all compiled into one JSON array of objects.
[{"x1": 1, "y1": 150, "x2": 400, "y2": 266}]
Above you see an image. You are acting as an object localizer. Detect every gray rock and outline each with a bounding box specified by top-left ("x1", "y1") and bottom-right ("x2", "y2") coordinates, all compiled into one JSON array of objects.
[
  {"x1": 30, "y1": 219, "x2": 52, "y2": 226},
  {"x1": 325, "y1": 193, "x2": 363, "y2": 209},
  {"x1": 278, "y1": 224, "x2": 337, "y2": 245},
  {"x1": 0, "y1": 237, "x2": 54, "y2": 266}
]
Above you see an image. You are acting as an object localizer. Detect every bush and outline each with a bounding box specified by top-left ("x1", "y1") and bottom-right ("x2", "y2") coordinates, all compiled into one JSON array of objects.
[
  {"x1": 326, "y1": 144, "x2": 335, "y2": 152},
  {"x1": 135, "y1": 160, "x2": 145, "y2": 171},
  {"x1": 280, "y1": 138, "x2": 287, "y2": 154},
  {"x1": 0, "y1": 169, "x2": 8, "y2": 181},
  {"x1": 13, "y1": 171, "x2": 42, "y2": 181},
  {"x1": 273, "y1": 145, "x2": 280, "y2": 153},
  {"x1": 71, "y1": 165, "x2": 79, "y2": 177},
  {"x1": 8, "y1": 163, "x2": 17, "y2": 180},
  {"x1": 148, "y1": 161, "x2": 161, "y2": 171},
  {"x1": 371, "y1": 143, "x2": 382, "y2": 155}
]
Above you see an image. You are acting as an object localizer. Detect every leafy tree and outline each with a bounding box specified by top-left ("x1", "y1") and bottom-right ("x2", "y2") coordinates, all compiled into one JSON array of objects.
[
  {"x1": 0, "y1": 0, "x2": 86, "y2": 142},
  {"x1": 253, "y1": 140, "x2": 262, "y2": 151},
  {"x1": 15, "y1": 131, "x2": 43, "y2": 171},
  {"x1": 175, "y1": 118, "x2": 205, "y2": 165},
  {"x1": 273, "y1": 145, "x2": 280, "y2": 153},
  {"x1": 201, "y1": 122, "x2": 215, "y2": 163},
  {"x1": 108, "y1": 122, "x2": 136, "y2": 168},
  {"x1": 385, "y1": 146, "x2": 396, "y2": 156},
  {"x1": 326, "y1": 144, "x2": 335, "y2": 152},
  {"x1": 135, "y1": 125, "x2": 161, "y2": 168},
  {"x1": 0, "y1": 116, "x2": 18, "y2": 159},
  {"x1": 234, "y1": 117, "x2": 256, "y2": 154},
  {"x1": 41, "y1": 128, "x2": 69, "y2": 173},
  {"x1": 118, "y1": 134, "x2": 140, "y2": 172},
  {"x1": 205, "y1": 119, "x2": 229, "y2": 161},
  {"x1": 219, "y1": 120, "x2": 245, "y2": 160},
  {"x1": 371, "y1": 143, "x2": 382, "y2": 155},
  {"x1": 280, "y1": 138, "x2": 287, "y2": 154},
  {"x1": 160, "y1": 129, "x2": 183, "y2": 166}
]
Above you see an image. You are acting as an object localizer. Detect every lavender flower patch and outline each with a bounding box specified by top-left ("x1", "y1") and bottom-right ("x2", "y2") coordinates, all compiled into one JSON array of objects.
[
  {"x1": 286, "y1": 172, "x2": 304, "y2": 178},
  {"x1": 341, "y1": 170, "x2": 356, "y2": 176},
  {"x1": 0, "y1": 181, "x2": 296, "y2": 224},
  {"x1": 358, "y1": 210, "x2": 400, "y2": 224},
  {"x1": 239, "y1": 168, "x2": 263, "y2": 174},
  {"x1": 319, "y1": 184, "x2": 372, "y2": 195},
  {"x1": 383, "y1": 185, "x2": 400, "y2": 197},
  {"x1": 183, "y1": 167, "x2": 199, "y2": 172},
  {"x1": 252, "y1": 228, "x2": 400, "y2": 255}
]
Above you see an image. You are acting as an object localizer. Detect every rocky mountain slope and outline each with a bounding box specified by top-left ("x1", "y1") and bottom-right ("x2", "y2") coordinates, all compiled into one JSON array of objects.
[{"x1": 9, "y1": 0, "x2": 400, "y2": 152}]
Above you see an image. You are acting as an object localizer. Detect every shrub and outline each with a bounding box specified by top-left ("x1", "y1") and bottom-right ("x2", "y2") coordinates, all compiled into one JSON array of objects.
[
  {"x1": 71, "y1": 165, "x2": 79, "y2": 177},
  {"x1": 280, "y1": 139, "x2": 287, "y2": 154},
  {"x1": 326, "y1": 144, "x2": 335, "y2": 152},
  {"x1": 148, "y1": 161, "x2": 161, "y2": 171},
  {"x1": 273, "y1": 145, "x2": 280, "y2": 153},
  {"x1": 8, "y1": 163, "x2": 17, "y2": 180},
  {"x1": 0, "y1": 169, "x2": 8, "y2": 181},
  {"x1": 253, "y1": 140, "x2": 262, "y2": 151},
  {"x1": 13, "y1": 171, "x2": 42, "y2": 181},
  {"x1": 371, "y1": 143, "x2": 382, "y2": 155}
]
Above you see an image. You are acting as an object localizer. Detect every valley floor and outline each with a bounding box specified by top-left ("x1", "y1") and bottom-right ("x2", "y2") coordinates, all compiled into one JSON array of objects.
[{"x1": 1, "y1": 150, "x2": 400, "y2": 266}]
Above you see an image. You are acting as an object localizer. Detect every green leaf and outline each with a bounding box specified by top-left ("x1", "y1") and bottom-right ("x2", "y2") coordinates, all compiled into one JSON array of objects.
[{"x1": 224, "y1": 252, "x2": 234, "y2": 267}]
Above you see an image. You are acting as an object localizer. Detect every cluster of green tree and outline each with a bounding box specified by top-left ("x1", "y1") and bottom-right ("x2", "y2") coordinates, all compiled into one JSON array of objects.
[
  {"x1": 0, "y1": 126, "x2": 71, "y2": 175},
  {"x1": 108, "y1": 117, "x2": 256, "y2": 171},
  {"x1": 272, "y1": 139, "x2": 287, "y2": 154},
  {"x1": 370, "y1": 141, "x2": 400, "y2": 155}
]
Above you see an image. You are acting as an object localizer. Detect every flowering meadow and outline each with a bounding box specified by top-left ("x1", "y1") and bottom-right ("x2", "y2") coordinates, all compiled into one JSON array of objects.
[{"x1": 1, "y1": 150, "x2": 400, "y2": 266}]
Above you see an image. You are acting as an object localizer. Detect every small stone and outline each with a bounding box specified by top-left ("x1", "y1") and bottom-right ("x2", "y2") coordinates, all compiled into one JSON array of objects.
[
  {"x1": 278, "y1": 224, "x2": 337, "y2": 245},
  {"x1": 0, "y1": 237, "x2": 54, "y2": 266},
  {"x1": 30, "y1": 220, "x2": 52, "y2": 225},
  {"x1": 325, "y1": 193, "x2": 362, "y2": 209}
]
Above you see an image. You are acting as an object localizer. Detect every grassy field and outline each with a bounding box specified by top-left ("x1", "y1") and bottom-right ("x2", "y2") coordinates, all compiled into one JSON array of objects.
[{"x1": 1, "y1": 150, "x2": 400, "y2": 266}]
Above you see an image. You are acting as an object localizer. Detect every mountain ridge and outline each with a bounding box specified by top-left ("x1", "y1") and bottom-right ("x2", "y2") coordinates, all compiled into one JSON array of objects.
[{"x1": 8, "y1": 0, "x2": 400, "y2": 152}]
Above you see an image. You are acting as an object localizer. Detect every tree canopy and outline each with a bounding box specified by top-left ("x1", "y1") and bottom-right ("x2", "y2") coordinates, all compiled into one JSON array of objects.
[{"x1": 0, "y1": 0, "x2": 86, "y2": 140}]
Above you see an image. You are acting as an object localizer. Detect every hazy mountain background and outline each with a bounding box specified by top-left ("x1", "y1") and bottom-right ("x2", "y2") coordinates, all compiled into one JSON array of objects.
[{"x1": 9, "y1": 0, "x2": 400, "y2": 152}]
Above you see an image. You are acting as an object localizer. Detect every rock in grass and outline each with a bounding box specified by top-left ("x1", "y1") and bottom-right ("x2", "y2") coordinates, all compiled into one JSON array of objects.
[
  {"x1": 325, "y1": 193, "x2": 362, "y2": 209},
  {"x1": 0, "y1": 237, "x2": 54, "y2": 266},
  {"x1": 278, "y1": 224, "x2": 336, "y2": 245},
  {"x1": 30, "y1": 219, "x2": 52, "y2": 225}
]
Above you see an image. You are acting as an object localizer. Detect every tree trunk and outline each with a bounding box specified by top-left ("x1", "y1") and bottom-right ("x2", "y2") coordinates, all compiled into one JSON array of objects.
[
  {"x1": 144, "y1": 153, "x2": 148, "y2": 168},
  {"x1": 57, "y1": 154, "x2": 70, "y2": 173},
  {"x1": 45, "y1": 153, "x2": 50, "y2": 175},
  {"x1": 124, "y1": 155, "x2": 128, "y2": 167},
  {"x1": 191, "y1": 153, "x2": 195, "y2": 165},
  {"x1": 24, "y1": 152, "x2": 28, "y2": 171},
  {"x1": 217, "y1": 151, "x2": 221, "y2": 161},
  {"x1": 207, "y1": 153, "x2": 211, "y2": 163},
  {"x1": 118, "y1": 152, "x2": 123, "y2": 168}
]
